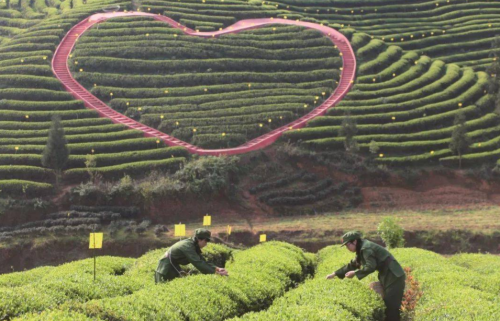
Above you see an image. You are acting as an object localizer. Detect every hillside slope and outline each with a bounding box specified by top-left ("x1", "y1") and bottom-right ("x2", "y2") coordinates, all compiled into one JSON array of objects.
[{"x1": 2, "y1": 0, "x2": 500, "y2": 198}]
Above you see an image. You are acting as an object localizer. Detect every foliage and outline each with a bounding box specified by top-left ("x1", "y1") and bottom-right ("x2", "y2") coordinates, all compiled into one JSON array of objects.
[
  {"x1": 84, "y1": 153, "x2": 98, "y2": 184},
  {"x1": 449, "y1": 111, "x2": 471, "y2": 169},
  {"x1": 80, "y1": 242, "x2": 313, "y2": 321},
  {"x1": 377, "y1": 217, "x2": 405, "y2": 249},
  {"x1": 0, "y1": 180, "x2": 53, "y2": 197},
  {"x1": 174, "y1": 156, "x2": 241, "y2": 196},
  {"x1": 233, "y1": 246, "x2": 385, "y2": 321},
  {"x1": 339, "y1": 111, "x2": 359, "y2": 153},
  {"x1": 393, "y1": 248, "x2": 500, "y2": 320},
  {"x1": 369, "y1": 140, "x2": 380, "y2": 155},
  {"x1": 401, "y1": 267, "x2": 423, "y2": 321},
  {"x1": 41, "y1": 115, "x2": 69, "y2": 186},
  {"x1": 12, "y1": 309, "x2": 100, "y2": 321}
]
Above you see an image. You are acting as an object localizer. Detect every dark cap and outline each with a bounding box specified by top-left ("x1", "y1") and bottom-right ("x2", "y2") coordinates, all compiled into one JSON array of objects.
[
  {"x1": 194, "y1": 228, "x2": 212, "y2": 241},
  {"x1": 341, "y1": 231, "x2": 362, "y2": 246}
]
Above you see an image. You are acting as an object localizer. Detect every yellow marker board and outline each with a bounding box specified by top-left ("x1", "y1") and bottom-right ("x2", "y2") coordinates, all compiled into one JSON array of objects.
[
  {"x1": 227, "y1": 225, "x2": 232, "y2": 236},
  {"x1": 175, "y1": 224, "x2": 186, "y2": 237},
  {"x1": 260, "y1": 234, "x2": 267, "y2": 242},
  {"x1": 89, "y1": 233, "x2": 103, "y2": 249},
  {"x1": 203, "y1": 215, "x2": 211, "y2": 226}
]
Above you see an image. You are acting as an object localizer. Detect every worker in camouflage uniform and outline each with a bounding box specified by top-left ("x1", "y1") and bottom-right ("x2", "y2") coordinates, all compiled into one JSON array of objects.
[
  {"x1": 155, "y1": 228, "x2": 228, "y2": 283},
  {"x1": 326, "y1": 231, "x2": 406, "y2": 321}
]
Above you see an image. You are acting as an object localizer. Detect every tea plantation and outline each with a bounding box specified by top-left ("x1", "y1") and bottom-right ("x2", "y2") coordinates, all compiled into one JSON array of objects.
[
  {"x1": 0, "y1": 241, "x2": 498, "y2": 320},
  {"x1": 2, "y1": 0, "x2": 500, "y2": 197},
  {"x1": 70, "y1": 18, "x2": 340, "y2": 149}
]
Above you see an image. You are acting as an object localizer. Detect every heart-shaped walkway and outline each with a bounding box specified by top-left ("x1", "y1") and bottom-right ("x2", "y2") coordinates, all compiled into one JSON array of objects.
[{"x1": 52, "y1": 12, "x2": 356, "y2": 155}]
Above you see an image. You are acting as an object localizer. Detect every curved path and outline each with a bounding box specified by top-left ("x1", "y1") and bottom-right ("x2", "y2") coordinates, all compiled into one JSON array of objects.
[{"x1": 52, "y1": 12, "x2": 356, "y2": 155}]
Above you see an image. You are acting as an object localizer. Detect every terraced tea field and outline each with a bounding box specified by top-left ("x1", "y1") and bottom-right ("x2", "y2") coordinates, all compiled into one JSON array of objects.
[
  {"x1": 282, "y1": 26, "x2": 499, "y2": 166},
  {"x1": 276, "y1": 0, "x2": 500, "y2": 71},
  {"x1": 69, "y1": 17, "x2": 341, "y2": 150},
  {"x1": 2, "y1": 0, "x2": 500, "y2": 197}
]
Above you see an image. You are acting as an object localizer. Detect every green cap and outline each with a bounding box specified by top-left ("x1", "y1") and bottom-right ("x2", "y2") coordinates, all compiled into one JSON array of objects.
[
  {"x1": 194, "y1": 228, "x2": 212, "y2": 241},
  {"x1": 341, "y1": 231, "x2": 362, "y2": 246}
]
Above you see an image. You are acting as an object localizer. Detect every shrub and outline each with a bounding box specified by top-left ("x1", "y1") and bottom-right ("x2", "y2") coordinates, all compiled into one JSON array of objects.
[
  {"x1": 0, "y1": 180, "x2": 53, "y2": 197},
  {"x1": 81, "y1": 242, "x2": 313, "y2": 320},
  {"x1": 377, "y1": 217, "x2": 405, "y2": 249},
  {"x1": 174, "y1": 156, "x2": 240, "y2": 196}
]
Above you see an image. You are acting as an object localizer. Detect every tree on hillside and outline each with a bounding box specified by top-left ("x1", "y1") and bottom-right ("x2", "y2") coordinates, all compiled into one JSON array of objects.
[
  {"x1": 42, "y1": 116, "x2": 69, "y2": 187},
  {"x1": 339, "y1": 111, "x2": 359, "y2": 153},
  {"x1": 486, "y1": 36, "x2": 500, "y2": 95},
  {"x1": 449, "y1": 112, "x2": 471, "y2": 169},
  {"x1": 369, "y1": 140, "x2": 380, "y2": 156}
]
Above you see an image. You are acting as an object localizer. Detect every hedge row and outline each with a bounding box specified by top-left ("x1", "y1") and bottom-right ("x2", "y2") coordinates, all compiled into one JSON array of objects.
[
  {"x1": 112, "y1": 93, "x2": 321, "y2": 112},
  {"x1": 0, "y1": 224, "x2": 103, "y2": 240},
  {"x1": 2, "y1": 218, "x2": 102, "y2": 235},
  {"x1": 0, "y1": 179, "x2": 53, "y2": 197},
  {"x1": 66, "y1": 147, "x2": 189, "y2": 168},
  {"x1": 0, "y1": 118, "x2": 112, "y2": 130},
  {"x1": 0, "y1": 138, "x2": 163, "y2": 155},
  {"x1": 0, "y1": 88, "x2": 73, "y2": 101},
  {"x1": 358, "y1": 50, "x2": 421, "y2": 83},
  {"x1": 156, "y1": 111, "x2": 295, "y2": 130},
  {"x1": 354, "y1": 56, "x2": 434, "y2": 92},
  {"x1": 441, "y1": 147, "x2": 500, "y2": 167},
  {"x1": 0, "y1": 130, "x2": 144, "y2": 146},
  {"x1": 191, "y1": 133, "x2": 247, "y2": 149},
  {"x1": 0, "y1": 256, "x2": 140, "y2": 320},
  {"x1": 91, "y1": 81, "x2": 331, "y2": 99},
  {"x1": 69, "y1": 205, "x2": 140, "y2": 217},
  {"x1": 123, "y1": 243, "x2": 234, "y2": 286},
  {"x1": 74, "y1": 56, "x2": 340, "y2": 74},
  {"x1": 47, "y1": 210, "x2": 122, "y2": 221},
  {"x1": 265, "y1": 181, "x2": 350, "y2": 207},
  {"x1": 336, "y1": 63, "x2": 463, "y2": 111},
  {"x1": 330, "y1": 71, "x2": 480, "y2": 121},
  {"x1": 81, "y1": 29, "x2": 325, "y2": 45},
  {"x1": 0, "y1": 99, "x2": 85, "y2": 111},
  {"x1": 74, "y1": 70, "x2": 338, "y2": 88},
  {"x1": 350, "y1": 32, "x2": 371, "y2": 51},
  {"x1": 0, "y1": 109, "x2": 98, "y2": 122},
  {"x1": 64, "y1": 157, "x2": 186, "y2": 182},
  {"x1": 0, "y1": 124, "x2": 127, "y2": 139},
  {"x1": 348, "y1": 58, "x2": 442, "y2": 99},
  {"x1": 77, "y1": 35, "x2": 333, "y2": 51},
  {"x1": 258, "y1": 178, "x2": 331, "y2": 202},
  {"x1": 393, "y1": 248, "x2": 500, "y2": 320},
  {"x1": 80, "y1": 242, "x2": 314, "y2": 321},
  {"x1": 309, "y1": 77, "x2": 487, "y2": 126},
  {"x1": 398, "y1": 27, "x2": 500, "y2": 52},
  {"x1": 233, "y1": 245, "x2": 384, "y2": 321},
  {"x1": 374, "y1": 149, "x2": 452, "y2": 166},
  {"x1": 250, "y1": 171, "x2": 306, "y2": 194},
  {"x1": 0, "y1": 74, "x2": 63, "y2": 90},
  {"x1": 73, "y1": 45, "x2": 338, "y2": 61},
  {"x1": 0, "y1": 165, "x2": 53, "y2": 181},
  {"x1": 303, "y1": 113, "x2": 500, "y2": 150},
  {"x1": 359, "y1": 45, "x2": 402, "y2": 75},
  {"x1": 140, "y1": 103, "x2": 309, "y2": 123},
  {"x1": 286, "y1": 104, "x2": 482, "y2": 143}
]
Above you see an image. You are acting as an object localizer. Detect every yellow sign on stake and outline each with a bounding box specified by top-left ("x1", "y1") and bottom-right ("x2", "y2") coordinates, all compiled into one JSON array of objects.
[
  {"x1": 174, "y1": 224, "x2": 186, "y2": 237},
  {"x1": 227, "y1": 225, "x2": 232, "y2": 236},
  {"x1": 260, "y1": 234, "x2": 267, "y2": 242},
  {"x1": 89, "y1": 233, "x2": 103, "y2": 249},
  {"x1": 203, "y1": 215, "x2": 211, "y2": 226}
]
